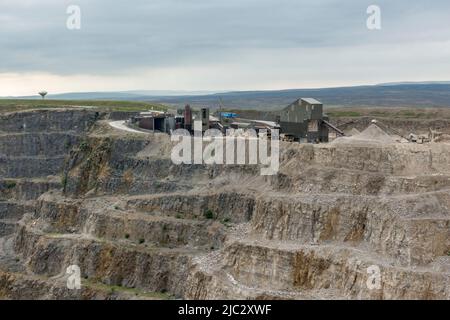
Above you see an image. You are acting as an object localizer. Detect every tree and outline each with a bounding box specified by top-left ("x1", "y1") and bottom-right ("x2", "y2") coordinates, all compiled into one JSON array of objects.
[{"x1": 39, "y1": 91, "x2": 48, "y2": 99}]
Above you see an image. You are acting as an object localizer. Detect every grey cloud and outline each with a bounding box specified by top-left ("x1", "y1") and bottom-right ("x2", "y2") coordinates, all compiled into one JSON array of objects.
[{"x1": 0, "y1": 0, "x2": 449, "y2": 75}]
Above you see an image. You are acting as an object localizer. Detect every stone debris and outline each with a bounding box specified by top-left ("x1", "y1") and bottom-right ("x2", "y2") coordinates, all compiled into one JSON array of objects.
[
  {"x1": 346, "y1": 128, "x2": 361, "y2": 137},
  {"x1": 333, "y1": 124, "x2": 396, "y2": 145}
]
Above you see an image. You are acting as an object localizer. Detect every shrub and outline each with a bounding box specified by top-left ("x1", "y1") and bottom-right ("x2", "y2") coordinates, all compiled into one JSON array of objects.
[
  {"x1": 61, "y1": 175, "x2": 68, "y2": 189},
  {"x1": 204, "y1": 209, "x2": 214, "y2": 220},
  {"x1": 79, "y1": 140, "x2": 90, "y2": 152},
  {"x1": 138, "y1": 238, "x2": 145, "y2": 244},
  {"x1": 125, "y1": 234, "x2": 130, "y2": 239},
  {"x1": 4, "y1": 181, "x2": 16, "y2": 189}
]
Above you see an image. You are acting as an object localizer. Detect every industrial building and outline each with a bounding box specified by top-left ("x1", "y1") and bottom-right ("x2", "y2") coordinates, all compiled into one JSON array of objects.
[
  {"x1": 183, "y1": 104, "x2": 192, "y2": 131},
  {"x1": 130, "y1": 104, "x2": 211, "y2": 134},
  {"x1": 201, "y1": 108, "x2": 210, "y2": 132},
  {"x1": 128, "y1": 98, "x2": 343, "y2": 143},
  {"x1": 130, "y1": 110, "x2": 176, "y2": 134},
  {"x1": 279, "y1": 98, "x2": 342, "y2": 143}
]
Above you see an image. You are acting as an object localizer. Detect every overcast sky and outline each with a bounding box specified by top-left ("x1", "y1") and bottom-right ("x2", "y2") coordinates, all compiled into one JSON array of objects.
[{"x1": 1, "y1": 0, "x2": 450, "y2": 96}]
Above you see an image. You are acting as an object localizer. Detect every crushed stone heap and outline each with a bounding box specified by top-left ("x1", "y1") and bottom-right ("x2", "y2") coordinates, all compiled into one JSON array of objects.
[
  {"x1": 345, "y1": 128, "x2": 361, "y2": 137},
  {"x1": 333, "y1": 124, "x2": 396, "y2": 145}
]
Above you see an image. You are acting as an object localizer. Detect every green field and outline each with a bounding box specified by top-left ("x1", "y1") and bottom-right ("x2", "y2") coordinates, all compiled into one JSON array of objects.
[
  {"x1": 326, "y1": 107, "x2": 450, "y2": 119},
  {"x1": 0, "y1": 99, "x2": 167, "y2": 113}
]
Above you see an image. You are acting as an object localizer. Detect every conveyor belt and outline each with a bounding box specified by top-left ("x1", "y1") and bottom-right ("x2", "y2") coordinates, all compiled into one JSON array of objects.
[{"x1": 323, "y1": 120, "x2": 345, "y2": 136}]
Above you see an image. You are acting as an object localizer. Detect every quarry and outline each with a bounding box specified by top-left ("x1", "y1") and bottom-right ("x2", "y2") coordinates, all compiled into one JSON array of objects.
[{"x1": 1, "y1": 102, "x2": 450, "y2": 300}]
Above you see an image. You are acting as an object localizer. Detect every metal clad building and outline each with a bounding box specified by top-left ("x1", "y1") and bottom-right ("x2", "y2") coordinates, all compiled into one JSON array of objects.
[
  {"x1": 134, "y1": 113, "x2": 175, "y2": 134},
  {"x1": 280, "y1": 98, "x2": 329, "y2": 143}
]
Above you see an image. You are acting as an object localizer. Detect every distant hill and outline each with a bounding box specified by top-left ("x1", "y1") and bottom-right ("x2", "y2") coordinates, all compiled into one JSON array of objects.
[
  {"x1": 12, "y1": 90, "x2": 222, "y2": 101},
  {"x1": 376, "y1": 81, "x2": 450, "y2": 86},
  {"x1": 150, "y1": 83, "x2": 450, "y2": 110},
  {"x1": 5, "y1": 83, "x2": 450, "y2": 110}
]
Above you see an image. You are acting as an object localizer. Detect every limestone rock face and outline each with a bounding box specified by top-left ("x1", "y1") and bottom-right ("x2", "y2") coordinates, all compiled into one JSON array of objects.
[
  {"x1": 1, "y1": 108, "x2": 450, "y2": 300},
  {"x1": 0, "y1": 109, "x2": 101, "y2": 133}
]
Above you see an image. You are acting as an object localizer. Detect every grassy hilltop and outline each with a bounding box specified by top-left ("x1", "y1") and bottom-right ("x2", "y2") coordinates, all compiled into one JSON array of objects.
[{"x1": 0, "y1": 99, "x2": 167, "y2": 113}]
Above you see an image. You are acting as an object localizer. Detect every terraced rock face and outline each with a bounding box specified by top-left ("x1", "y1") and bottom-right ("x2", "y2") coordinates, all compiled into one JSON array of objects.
[{"x1": 1, "y1": 108, "x2": 450, "y2": 300}]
